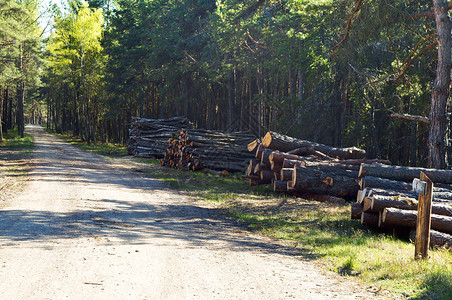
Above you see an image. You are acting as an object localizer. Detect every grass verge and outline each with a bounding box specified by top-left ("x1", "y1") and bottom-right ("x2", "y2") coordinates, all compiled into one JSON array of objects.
[
  {"x1": 0, "y1": 127, "x2": 33, "y2": 149},
  {"x1": 44, "y1": 127, "x2": 127, "y2": 157}
]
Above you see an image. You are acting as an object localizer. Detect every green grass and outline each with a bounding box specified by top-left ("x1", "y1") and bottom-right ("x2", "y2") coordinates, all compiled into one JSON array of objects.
[
  {"x1": 0, "y1": 128, "x2": 33, "y2": 149},
  {"x1": 45, "y1": 127, "x2": 127, "y2": 157}
]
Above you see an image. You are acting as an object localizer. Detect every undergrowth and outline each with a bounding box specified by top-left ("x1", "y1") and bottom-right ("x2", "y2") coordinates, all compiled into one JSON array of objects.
[
  {"x1": 44, "y1": 127, "x2": 127, "y2": 157},
  {"x1": 0, "y1": 127, "x2": 33, "y2": 149}
]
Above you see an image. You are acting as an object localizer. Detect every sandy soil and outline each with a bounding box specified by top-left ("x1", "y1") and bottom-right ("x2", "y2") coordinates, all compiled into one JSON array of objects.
[{"x1": 0, "y1": 125, "x2": 381, "y2": 299}]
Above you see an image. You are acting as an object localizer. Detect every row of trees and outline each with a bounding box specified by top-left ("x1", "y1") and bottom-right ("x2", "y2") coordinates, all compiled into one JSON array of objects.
[
  {"x1": 0, "y1": 0, "x2": 42, "y2": 140},
  {"x1": 9, "y1": 0, "x2": 452, "y2": 169}
]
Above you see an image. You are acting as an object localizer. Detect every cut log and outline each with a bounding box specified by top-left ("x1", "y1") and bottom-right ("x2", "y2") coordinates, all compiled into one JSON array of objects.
[
  {"x1": 359, "y1": 163, "x2": 452, "y2": 184},
  {"x1": 409, "y1": 229, "x2": 452, "y2": 249},
  {"x1": 262, "y1": 131, "x2": 366, "y2": 159},
  {"x1": 287, "y1": 147, "x2": 333, "y2": 159},
  {"x1": 260, "y1": 170, "x2": 274, "y2": 184},
  {"x1": 250, "y1": 178, "x2": 263, "y2": 186},
  {"x1": 280, "y1": 168, "x2": 293, "y2": 181},
  {"x1": 357, "y1": 188, "x2": 368, "y2": 204},
  {"x1": 351, "y1": 203, "x2": 363, "y2": 219},
  {"x1": 255, "y1": 144, "x2": 265, "y2": 160},
  {"x1": 292, "y1": 165, "x2": 360, "y2": 198},
  {"x1": 247, "y1": 139, "x2": 260, "y2": 153},
  {"x1": 261, "y1": 149, "x2": 273, "y2": 167},
  {"x1": 302, "y1": 193, "x2": 346, "y2": 204},
  {"x1": 246, "y1": 159, "x2": 260, "y2": 176},
  {"x1": 287, "y1": 181, "x2": 295, "y2": 192},
  {"x1": 273, "y1": 180, "x2": 288, "y2": 192},
  {"x1": 282, "y1": 158, "x2": 305, "y2": 169},
  {"x1": 365, "y1": 191, "x2": 452, "y2": 217},
  {"x1": 304, "y1": 161, "x2": 360, "y2": 171},
  {"x1": 382, "y1": 208, "x2": 452, "y2": 234},
  {"x1": 361, "y1": 212, "x2": 379, "y2": 226},
  {"x1": 359, "y1": 176, "x2": 412, "y2": 191},
  {"x1": 362, "y1": 197, "x2": 373, "y2": 212}
]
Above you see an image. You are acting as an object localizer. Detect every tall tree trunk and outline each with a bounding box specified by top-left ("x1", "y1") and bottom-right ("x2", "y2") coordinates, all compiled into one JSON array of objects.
[
  {"x1": 428, "y1": 0, "x2": 452, "y2": 168},
  {"x1": 2, "y1": 88, "x2": 7, "y2": 134},
  {"x1": 17, "y1": 45, "x2": 25, "y2": 138},
  {"x1": 0, "y1": 88, "x2": 3, "y2": 142}
]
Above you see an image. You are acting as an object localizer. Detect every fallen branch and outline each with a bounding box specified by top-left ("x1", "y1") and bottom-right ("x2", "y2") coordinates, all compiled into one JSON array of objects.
[{"x1": 390, "y1": 113, "x2": 430, "y2": 124}]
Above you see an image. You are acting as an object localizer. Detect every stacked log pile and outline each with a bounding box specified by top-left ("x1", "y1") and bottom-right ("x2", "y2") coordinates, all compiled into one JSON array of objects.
[
  {"x1": 353, "y1": 163, "x2": 452, "y2": 249},
  {"x1": 127, "y1": 117, "x2": 192, "y2": 158},
  {"x1": 161, "y1": 129, "x2": 256, "y2": 172},
  {"x1": 245, "y1": 131, "x2": 389, "y2": 202}
]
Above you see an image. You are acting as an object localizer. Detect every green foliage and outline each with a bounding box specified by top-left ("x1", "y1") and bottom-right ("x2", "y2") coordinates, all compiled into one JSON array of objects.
[{"x1": 0, "y1": 127, "x2": 33, "y2": 149}]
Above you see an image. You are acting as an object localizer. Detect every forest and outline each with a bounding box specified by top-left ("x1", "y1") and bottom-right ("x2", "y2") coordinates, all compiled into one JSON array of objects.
[{"x1": 0, "y1": 0, "x2": 451, "y2": 169}]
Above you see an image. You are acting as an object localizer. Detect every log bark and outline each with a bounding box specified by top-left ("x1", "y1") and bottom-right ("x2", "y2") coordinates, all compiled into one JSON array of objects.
[
  {"x1": 287, "y1": 147, "x2": 333, "y2": 159},
  {"x1": 359, "y1": 163, "x2": 452, "y2": 184},
  {"x1": 273, "y1": 180, "x2": 288, "y2": 192},
  {"x1": 246, "y1": 159, "x2": 260, "y2": 176},
  {"x1": 382, "y1": 207, "x2": 452, "y2": 234},
  {"x1": 361, "y1": 212, "x2": 379, "y2": 226},
  {"x1": 262, "y1": 131, "x2": 366, "y2": 159},
  {"x1": 302, "y1": 194, "x2": 346, "y2": 204},
  {"x1": 255, "y1": 144, "x2": 265, "y2": 160},
  {"x1": 261, "y1": 149, "x2": 273, "y2": 167},
  {"x1": 428, "y1": 0, "x2": 451, "y2": 168},
  {"x1": 260, "y1": 170, "x2": 274, "y2": 184},
  {"x1": 365, "y1": 191, "x2": 452, "y2": 216},
  {"x1": 280, "y1": 168, "x2": 293, "y2": 181},
  {"x1": 409, "y1": 229, "x2": 452, "y2": 249},
  {"x1": 351, "y1": 203, "x2": 363, "y2": 219},
  {"x1": 282, "y1": 158, "x2": 305, "y2": 169},
  {"x1": 292, "y1": 165, "x2": 360, "y2": 198}
]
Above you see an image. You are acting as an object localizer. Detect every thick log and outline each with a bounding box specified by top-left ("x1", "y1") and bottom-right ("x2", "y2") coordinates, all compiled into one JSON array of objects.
[
  {"x1": 351, "y1": 203, "x2": 363, "y2": 219},
  {"x1": 357, "y1": 188, "x2": 368, "y2": 204},
  {"x1": 255, "y1": 144, "x2": 265, "y2": 160},
  {"x1": 362, "y1": 197, "x2": 373, "y2": 212},
  {"x1": 365, "y1": 191, "x2": 452, "y2": 217},
  {"x1": 261, "y1": 149, "x2": 273, "y2": 168},
  {"x1": 292, "y1": 165, "x2": 360, "y2": 198},
  {"x1": 409, "y1": 229, "x2": 452, "y2": 249},
  {"x1": 273, "y1": 180, "x2": 288, "y2": 192},
  {"x1": 287, "y1": 181, "x2": 295, "y2": 192},
  {"x1": 269, "y1": 152, "x2": 306, "y2": 165},
  {"x1": 302, "y1": 194, "x2": 346, "y2": 204},
  {"x1": 359, "y1": 176, "x2": 412, "y2": 191},
  {"x1": 361, "y1": 212, "x2": 379, "y2": 226},
  {"x1": 282, "y1": 158, "x2": 305, "y2": 169},
  {"x1": 339, "y1": 158, "x2": 391, "y2": 166},
  {"x1": 360, "y1": 176, "x2": 452, "y2": 197},
  {"x1": 246, "y1": 159, "x2": 260, "y2": 176},
  {"x1": 247, "y1": 140, "x2": 260, "y2": 154},
  {"x1": 382, "y1": 208, "x2": 452, "y2": 234},
  {"x1": 304, "y1": 161, "x2": 360, "y2": 172},
  {"x1": 280, "y1": 168, "x2": 293, "y2": 181},
  {"x1": 260, "y1": 170, "x2": 274, "y2": 184},
  {"x1": 359, "y1": 163, "x2": 452, "y2": 184},
  {"x1": 287, "y1": 147, "x2": 333, "y2": 159},
  {"x1": 262, "y1": 131, "x2": 366, "y2": 159},
  {"x1": 250, "y1": 178, "x2": 263, "y2": 186}
]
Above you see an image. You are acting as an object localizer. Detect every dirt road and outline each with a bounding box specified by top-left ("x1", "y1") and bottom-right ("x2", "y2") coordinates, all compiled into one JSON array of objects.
[{"x1": 0, "y1": 125, "x2": 375, "y2": 299}]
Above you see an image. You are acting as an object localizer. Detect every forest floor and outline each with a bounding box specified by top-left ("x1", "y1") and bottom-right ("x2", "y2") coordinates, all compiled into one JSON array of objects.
[{"x1": 0, "y1": 124, "x2": 384, "y2": 299}]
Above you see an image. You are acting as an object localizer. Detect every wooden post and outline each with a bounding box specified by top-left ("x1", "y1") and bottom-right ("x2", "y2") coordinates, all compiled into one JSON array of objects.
[{"x1": 414, "y1": 172, "x2": 433, "y2": 260}]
